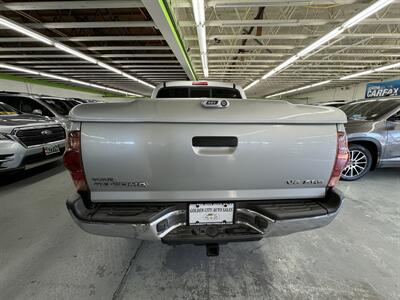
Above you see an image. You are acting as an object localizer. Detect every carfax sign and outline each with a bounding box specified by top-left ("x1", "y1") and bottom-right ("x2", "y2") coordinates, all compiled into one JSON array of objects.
[{"x1": 365, "y1": 79, "x2": 400, "y2": 98}]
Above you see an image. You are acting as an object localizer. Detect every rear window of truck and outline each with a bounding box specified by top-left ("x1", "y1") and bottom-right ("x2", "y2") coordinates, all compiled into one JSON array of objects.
[{"x1": 156, "y1": 87, "x2": 242, "y2": 99}]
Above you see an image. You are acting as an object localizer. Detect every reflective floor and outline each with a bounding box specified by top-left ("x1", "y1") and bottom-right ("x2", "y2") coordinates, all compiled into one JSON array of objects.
[{"x1": 0, "y1": 162, "x2": 399, "y2": 299}]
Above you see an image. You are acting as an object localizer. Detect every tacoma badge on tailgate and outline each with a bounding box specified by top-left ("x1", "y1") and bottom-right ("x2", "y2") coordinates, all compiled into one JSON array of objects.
[{"x1": 91, "y1": 177, "x2": 147, "y2": 188}]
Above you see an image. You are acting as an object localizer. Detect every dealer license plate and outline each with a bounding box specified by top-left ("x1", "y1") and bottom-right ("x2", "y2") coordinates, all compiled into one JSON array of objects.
[
  {"x1": 43, "y1": 144, "x2": 60, "y2": 156},
  {"x1": 189, "y1": 203, "x2": 234, "y2": 225}
]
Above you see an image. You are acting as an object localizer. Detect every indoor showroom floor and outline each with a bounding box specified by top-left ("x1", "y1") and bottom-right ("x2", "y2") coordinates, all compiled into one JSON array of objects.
[{"x1": 0, "y1": 162, "x2": 399, "y2": 300}]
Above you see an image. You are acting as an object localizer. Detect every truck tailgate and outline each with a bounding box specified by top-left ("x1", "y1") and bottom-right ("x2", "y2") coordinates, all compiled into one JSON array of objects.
[{"x1": 81, "y1": 122, "x2": 337, "y2": 202}]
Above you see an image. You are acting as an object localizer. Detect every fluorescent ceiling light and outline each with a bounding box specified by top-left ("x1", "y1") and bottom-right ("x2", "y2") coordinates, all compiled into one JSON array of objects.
[
  {"x1": 54, "y1": 42, "x2": 98, "y2": 64},
  {"x1": 275, "y1": 55, "x2": 299, "y2": 71},
  {"x1": 0, "y1": 63, "x2": 141, "y2": 97},
  {"x1": 245, "y1": 0, "x2": 394, "y2": 91},
  {"x1": 40, "y1": 72, "x2": 69, "y2": 81},
  {"x1": 192, "y1": 0, "x2": 205, "y2": 25},
  {"x1": 69, "y1": 78, "x2": 93, "y2": 87},
  {"x1": 374, "y1": 61, "x2": 400, "y2": 72},
  {"x1": 129, "y1": 76, "x2": 156, "y2": 88},
  {"x1": 198, "y1": 27, "x2": 208, "y2": 78},
  {"x1": 265, "y1": 80, "x2": 331, "y2": 98},
  {"x1": 201, "y1": 53, "x2": 209, "y2": 77},
  {"x1": 0, "y1": 63, "x2": 39, "y2": 75},
  {"x1": 192, "y1": 0, "x2": 208, "y2": 78},
  {"x1": 0, "y1": 15, "x2": 153, "y2": 90},
  {"x1": 297, "y1": 27, "x2": 344, "y2": 57},
  {"x1": 197, "y1": 26, "x2": 207, "y2": 53},
  {"x1": 265, "y1": 59, "x2": 400, "y2": 98},
  {"x1": 261, "y1": 69, "x2": 276, "y2": 80},
  {"x1": 212, "y1": 1, "x2": 310, "y2": 8},
  {"x1": 220, "y1": 20, "x2": 298, "y2": 27},
  {"x1": 340, "y1": 60, "x2": 400, "y2": 80},
  {"x1": 118, "y1": 72, "x2": 155, "y2": 88},
  {"x1": 309, "y1": 80, "x2": 332, "y2": 88},
  {"x1": 340, "y1": 70, "x2": 374, "y2": 80},
  {"x1": 121, "y1": 73, "x2": 137, "y2": 81},
  {"x1": 342, "y1": 0, "x2": 394, "y2": 29},
  {"x1": 244, "y1": 79, "x2": 260, "y2": 91},
  {"x1": 0, "y1": 16, "x2": 53, "y2": 45},
  {"x1": 97, "y1": 62, "x2": 123, "y2": 75},
  {"x1": 203, "y1": 68, "x2": 209, "y2": 78},
  {"x1": 262, "y1": 55, "x2": 299, "y2": 80}
]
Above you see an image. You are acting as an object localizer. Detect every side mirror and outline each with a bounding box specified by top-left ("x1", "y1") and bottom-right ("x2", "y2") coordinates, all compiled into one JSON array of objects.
[{"x1": 32, "y1": 109, "x2": 43, "y2": 115}]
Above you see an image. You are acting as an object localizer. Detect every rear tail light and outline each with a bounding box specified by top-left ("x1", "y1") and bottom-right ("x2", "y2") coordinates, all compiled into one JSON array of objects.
[
  {"x1": 328, "y1": 126, "x2": 350, "y2": 187},
  {"x1": 63, "y1": 130, "x2": 87, "y2": 191},
  {"x1": 192, "y1": 81, "x2": 208, "y2": 85}
]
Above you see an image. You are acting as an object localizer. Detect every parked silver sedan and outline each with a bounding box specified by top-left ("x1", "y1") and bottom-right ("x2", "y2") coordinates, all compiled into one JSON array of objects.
[
  {"x1": 340, "y1": 98, "x2": 400, "y2": 180},
  {"x1": 0, "y1": 102, "x2": 66, "y2": 173}
]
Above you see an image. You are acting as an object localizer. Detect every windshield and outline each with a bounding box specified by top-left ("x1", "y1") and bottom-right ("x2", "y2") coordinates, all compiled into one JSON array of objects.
[
  {"x1": 156, "y1": 87, "x2": 242, "y2": 99},
  {"x1": 341, "y1": 101, "x2": 400, "y2": 121},
  {"x1": 0, "y1": 102, "x2": 19, "y2": 116},
  {"x1": 41, "y1": 98, "x2": 72, "y2": 115}
]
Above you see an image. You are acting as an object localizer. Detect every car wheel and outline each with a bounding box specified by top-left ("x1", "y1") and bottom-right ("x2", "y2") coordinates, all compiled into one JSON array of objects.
[{"x1": 341, "y1": 144, "x2": 372, "y2": 181}]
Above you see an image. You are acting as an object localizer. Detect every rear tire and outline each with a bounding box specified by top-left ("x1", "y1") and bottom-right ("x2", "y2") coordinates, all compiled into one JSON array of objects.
[{"x1": 341, "y1": 144, "x2": 372, "y2": 181}]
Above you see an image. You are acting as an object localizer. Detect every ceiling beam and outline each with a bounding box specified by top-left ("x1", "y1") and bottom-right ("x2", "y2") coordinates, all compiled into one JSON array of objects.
[
  {"x1": 100, "y1": 54, "x2": 176, "y2": 58},
  {"x1": 172, "y1": 0, "x2": 358, "y2": 8},
  {"x1": 193, "y1": 59, "x2": 390, "y2": 64},
  {"x1": 0, "y1": 0, "x2": 144, "y2": 11},
  {"x1": 0, "y1": 54, "x2": 176, "y2": 58},
  {"x1": 0, "y1": 36, "x2": 164, "y2": 42},
  {"x1": 185, "y1": 33, "x2": 400, "y2": 41},
  {"x1": 61, "y1": 71, "x2": 186, "y2": 75},
  {"x1": 3, "y1": 44, "x2": 398, "y2": 52},
  {"x1": 143, "y1": 0, "x2": 196, "y2": 80},
  {"x1": 179, "y1": 18, "x2": 400, "y2": 27},
  {"x1": 14, "y1": 60, "x2": 179, "y2": 64},
  {"x1": 30, "y1": 65, "x2": 183, "y2": 70},
  {"x1": 207, "y1": 64, "x2": 367, "y2": 68},
  {"x1": 201, "y1": 44, "x2": 400, "y2": 51},
  {"x1": 191, "y1": 53, "x2": 400, "y2": 58},
  {"x1": 2, "y1": 21, "x2": 155, "y2": 29},
  {"x1": 207, "y1": 0, "x2": 358, "y2": 7},
  {"x1": 5, "y1": 18, "x2": 396, "y2": 30},
  {"x1": 206, "y1": 45, "x2": 296, "y2": 50},
  {"x1": 186, "y1": 34, "x2": 311, "y2": 40},
  {"x1": 0, "y1": 46, "x2": 171, "y2": 51}
]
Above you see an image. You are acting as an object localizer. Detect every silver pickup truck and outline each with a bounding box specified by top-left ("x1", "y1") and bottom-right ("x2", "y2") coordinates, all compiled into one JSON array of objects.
[{"x1": 65, "y1": 81, "x2": 349, "y2": 254}]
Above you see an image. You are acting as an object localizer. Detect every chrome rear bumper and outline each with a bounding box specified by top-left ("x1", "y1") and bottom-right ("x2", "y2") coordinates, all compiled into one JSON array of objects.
[{"x1": 66, "y1": 188, "x2": 343, "y2": 243}]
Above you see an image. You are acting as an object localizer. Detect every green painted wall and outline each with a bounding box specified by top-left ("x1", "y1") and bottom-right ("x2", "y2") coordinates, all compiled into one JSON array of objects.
[{"x1": 0, "y1": 72, "x2": 119, "y2": 97}]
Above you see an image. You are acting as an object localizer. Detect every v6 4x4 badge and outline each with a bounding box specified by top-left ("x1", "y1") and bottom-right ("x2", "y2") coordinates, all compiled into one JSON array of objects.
[{"x1": 287, "y1": 179, "x2": 324, "y2": 185}]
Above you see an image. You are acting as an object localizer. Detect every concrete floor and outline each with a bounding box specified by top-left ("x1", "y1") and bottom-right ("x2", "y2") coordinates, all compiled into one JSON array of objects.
[{"x1": 0, "y1": 162, "x2": 399, "y2": 300}]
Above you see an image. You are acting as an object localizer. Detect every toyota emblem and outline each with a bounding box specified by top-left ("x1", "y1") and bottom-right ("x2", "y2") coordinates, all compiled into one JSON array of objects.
[{"x1": 41, "y1": 129, "x2": 52, "y2": 136}]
